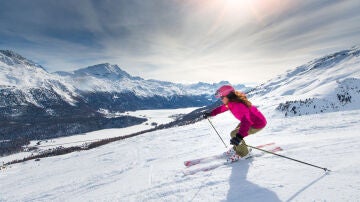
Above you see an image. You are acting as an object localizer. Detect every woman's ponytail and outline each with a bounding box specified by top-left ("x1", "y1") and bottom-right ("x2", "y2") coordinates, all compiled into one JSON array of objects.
[{"x1": 227, "y1": 91, "x2": 252, "y2": 108}]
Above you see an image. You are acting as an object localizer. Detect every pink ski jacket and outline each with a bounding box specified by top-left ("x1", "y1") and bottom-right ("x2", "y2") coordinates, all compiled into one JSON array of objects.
[{"x1": 210, "y1": 102, "x2": 267, "y2": 137}]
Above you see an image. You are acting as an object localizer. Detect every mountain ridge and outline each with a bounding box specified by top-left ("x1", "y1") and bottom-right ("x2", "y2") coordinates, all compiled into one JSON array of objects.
[
  {"x1": 0, "y1": 50, "x2": 46, "y2": 71},
  {"x1": 248, "y1": 46, "x2": 360, "y2": 116}
]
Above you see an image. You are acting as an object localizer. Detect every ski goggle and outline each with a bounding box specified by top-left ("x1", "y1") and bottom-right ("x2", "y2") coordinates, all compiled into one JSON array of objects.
[
  {"x1": 214, "y1": 90, "x2": 222, "y2": 98},
  {"x1": 215, "y1": 89, "x2": 234, "y2": 98}
]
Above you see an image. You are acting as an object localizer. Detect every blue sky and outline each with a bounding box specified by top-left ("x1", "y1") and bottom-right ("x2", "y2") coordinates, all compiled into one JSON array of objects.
[{"x1": 1, "y1": 0, "x2": 360, "y2": 85}]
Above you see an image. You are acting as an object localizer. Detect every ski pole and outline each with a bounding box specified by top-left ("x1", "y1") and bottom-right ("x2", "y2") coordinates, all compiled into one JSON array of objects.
[
  {"x1": 247, "y1": 144, "x2": 331, "y2": 172},
  {"x1": 207, "y1": 118, "x2": 228, "y2": 148}
]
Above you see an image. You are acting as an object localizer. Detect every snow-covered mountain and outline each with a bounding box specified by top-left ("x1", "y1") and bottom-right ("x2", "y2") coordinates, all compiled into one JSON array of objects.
[
  {"x1": 1, "y1": 49, "x2": 248, "y2": 107},
  {"x1": 55, "y1": 63, "x2": 248, "y2": 97},
  {"x1": 54, "y1": 63, "x2": 249, "y2": 112},
  {"x1": 249, "y1": 46, "x2": 360, "y2": 116},
  {"x1": 0, "y1": 50, "x2": 78, "y2": 107},
  {"x1": 0, "y1": 50, "x2": 249, "y2": 156},
  {"x1": 55, "y1": 63, "x2": 143, "y2": 94},
  {"x1": 0, "y1": 50, "x2": 46, "y2": 71}
]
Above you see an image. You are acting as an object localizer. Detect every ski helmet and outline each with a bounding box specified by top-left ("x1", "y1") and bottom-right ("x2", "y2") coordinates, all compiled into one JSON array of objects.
[{"x1": 215, "y1": 85, "x2": 235, "y2": 98}]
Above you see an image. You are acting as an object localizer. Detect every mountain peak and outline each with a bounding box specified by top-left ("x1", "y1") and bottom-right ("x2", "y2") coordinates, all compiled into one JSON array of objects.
[
  {"x1": 0, "y1": 50, "x2": 46, "y2": 71},
  {"x1": 73, "y1": 63, "x2": 132, "y2": 79},
  {"x1": 0, "y1": 50, "x2": 23, "y2": 58}
]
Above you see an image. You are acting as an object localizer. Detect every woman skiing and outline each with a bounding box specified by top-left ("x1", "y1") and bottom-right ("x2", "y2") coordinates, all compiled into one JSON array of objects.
[{"x1": 204, "y1": 85, "x2": 267, "y2": 159}]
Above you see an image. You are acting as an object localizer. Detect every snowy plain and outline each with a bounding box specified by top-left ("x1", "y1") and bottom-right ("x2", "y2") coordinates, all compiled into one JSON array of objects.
[{"x1": 1, "y1": 106, "x2": 360, "y2": 201}]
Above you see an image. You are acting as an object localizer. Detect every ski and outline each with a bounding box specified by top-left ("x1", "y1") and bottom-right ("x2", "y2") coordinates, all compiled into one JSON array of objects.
[
  {"x1": 184, "y1": 142, "x2": 276, "y2": 167},
  {"x1": 183, "y1": 146, "x2": 283, "y2": 176},
  {"x1": 183, "y1": 161, "x2": 229, "y2": 176}
]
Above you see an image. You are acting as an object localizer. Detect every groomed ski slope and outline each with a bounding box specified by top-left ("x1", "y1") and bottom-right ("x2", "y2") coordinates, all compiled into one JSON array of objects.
[{"x1": 1, "y1": 108, "x2": 360, "y2": 201}]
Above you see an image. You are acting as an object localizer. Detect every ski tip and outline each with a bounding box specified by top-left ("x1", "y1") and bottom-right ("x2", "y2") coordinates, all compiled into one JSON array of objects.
[
  {"x1": 270, "y1": 147, "x2": 283, "y2": 152},
  {"x1": 324, "y1": 168, "x2": 332, "y2": 173}
]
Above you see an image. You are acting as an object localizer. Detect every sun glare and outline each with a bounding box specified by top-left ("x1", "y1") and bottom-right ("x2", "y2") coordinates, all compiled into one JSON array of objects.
[
  {"x1": 225, "y1": 0, "x2": 245, "y2": 6},
  {"x1": 223, "y1": 0, "x2": 248, "y2": 14}
]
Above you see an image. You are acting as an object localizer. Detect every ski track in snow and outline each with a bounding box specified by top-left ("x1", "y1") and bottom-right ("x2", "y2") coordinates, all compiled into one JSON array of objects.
[{"x1": 1, "y1": 109, "x2": 360, "y2": 201}]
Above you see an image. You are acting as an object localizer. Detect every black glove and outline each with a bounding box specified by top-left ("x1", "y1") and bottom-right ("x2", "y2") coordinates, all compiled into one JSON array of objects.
[
  {"x1": 230, "y1": 133, "x2": 243, "y2": 146},
  {"x1": 202, "y1": 112, "x2": 212, "y2": 119}
]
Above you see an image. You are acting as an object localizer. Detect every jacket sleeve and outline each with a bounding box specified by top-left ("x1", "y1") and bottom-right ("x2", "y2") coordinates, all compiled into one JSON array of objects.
[{"x1": 210, "y1": 105, "x2": 229, "y2": 116}]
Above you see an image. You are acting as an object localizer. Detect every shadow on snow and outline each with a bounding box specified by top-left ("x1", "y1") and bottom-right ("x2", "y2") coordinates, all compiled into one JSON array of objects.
[{"x1": 226, "y1": 159, "x2": 281, "y2": 202}]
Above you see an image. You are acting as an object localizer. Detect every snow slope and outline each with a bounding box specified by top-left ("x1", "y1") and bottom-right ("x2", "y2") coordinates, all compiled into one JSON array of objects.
[
  {"x1": 249, "y1": 47, "x2": 360, "y2": 116},
  {"x1": 0, "y1": 107, "x2": 198, "y2": 164},
  {"x1": 1, "y1": 108, "x2": 360, "y2": 201}
]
